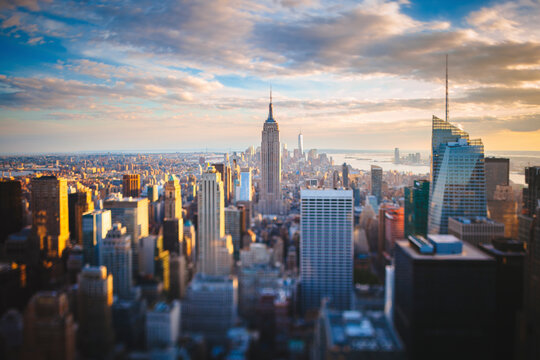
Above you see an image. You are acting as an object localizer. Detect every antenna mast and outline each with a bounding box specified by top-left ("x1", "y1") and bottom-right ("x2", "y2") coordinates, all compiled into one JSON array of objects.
[{"x1": 445, "y1": 54, "x2": 449, "y2": 122}]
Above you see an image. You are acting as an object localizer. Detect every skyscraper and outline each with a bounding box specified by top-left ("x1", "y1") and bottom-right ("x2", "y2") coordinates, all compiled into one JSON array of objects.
[
  {"x1": 164, "y1": 175, "x2": 182, "y2": 219},
  {"x1": 341, "y1": 163, "x2": 349, "y2": 188},
  {"x1": 485, "y1": 157, "x2": 510, "y2": 200},
  {"x1": 404, "y1": 180, "x2": 429, "y2": 237},
  {"x1": 298, "y1": 131, "x2": 304, "y2": 158},
  {"x1": 77, "y1": 266, "x2": 114, "y2": 357},
  {"x1": 68, "y1": 189, "x2": 94, "y2": 245},
  {"x1": 225, "y1": 205, "x2": 245, "y2": 261},
  {"x1": 428, "y1": 116, "x2": 487, "y2": 234},
  {"x1": 198, "y1": 165, "x2": 229, "y2": 275},
  {"x1": 237, "y1": 167, "x2": 252, "y2": 202},
  {"x1": 371, "y1": 165, "x2": 382, "y2": 202},
  {"x1": 100, "y1": 223, "x2": 132, "y2": 298},
  {"x1": 259, "y1": 91, "x2": 282, "y2": 214},
  {"x1": 523, "y1": 166, "x2": 540, "y2": 217},
  {"x1": 0, "y1": 179, "x2": 23, "y2": 244},
  {"x1": 300, "y1": 189, "x2": 353, "y2": 312},
  {"x1": 122, "y1": 174, "x2": 141, "y2": 198},
  {"x1": 394, "y1": 147, "x2": 400, "y2": 164},
  {"x1": 82, "y1": 209, "x2": 112, "y2": 266},
  {"x1": 145, "y1": 301, "x2": 180, "y2": 350},
  {"x1": 31, "y1": 176, "x2": 70, "y2": 258},
  {"x1": 213, "y1": 163, "x2": 232, "y2": 205}
]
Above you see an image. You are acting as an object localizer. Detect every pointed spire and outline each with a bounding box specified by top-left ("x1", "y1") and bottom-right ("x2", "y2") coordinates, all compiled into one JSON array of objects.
[
  {"x1": 266, "y1": 85, "x2": 275, "y2": 122},
  {"x1": 445, "y1": 54, "x2": 449, "y2": 123}
]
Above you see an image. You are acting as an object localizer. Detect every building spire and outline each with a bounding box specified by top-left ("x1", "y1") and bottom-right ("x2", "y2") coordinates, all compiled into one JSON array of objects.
[
  {"x1": 267, "y1": 85, "x2": 275, "y2": 122},
  {"x1": 445, "y1": 54, "x2": 449, "y2": 123}
]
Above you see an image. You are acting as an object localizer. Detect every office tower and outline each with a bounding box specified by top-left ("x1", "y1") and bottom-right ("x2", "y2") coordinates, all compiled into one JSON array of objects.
[
  {"x1": 523, "y1": 166, "x2": 540, "y2": 217},
  {"x1": 31, "y1": 176, "x2": 70, "y2": 258},
  {"x1": 479, "y1": 239, "x2": 525, "y2": 360},
  {"x1": 428, "y1": 116, "x2": 487, "y2": 234},
  {"x1": 145, "y1": 301, "x2": 180, "y2": 349},
  {"x1": 404, "y1": 180, "x2": 430, "y2": 237},
  {"x1": 82, "y1": 209, "x2": 112, "y2": 266},
  {"x1": 225, "y1": 205, "x2": 245, "y2": 261},
  {"x1": 147, "y1": 184, "x2": 159, "y2": 202},
  {"x1": 100, "y1": 223, "x2": 132, "y2": 298},
  {"x1": 68, "y1": 189, "x2": 94, "y2": 245},
  {"x1": 394, "y1": 235, "x2": 496, "y2": 359},
  {"x1": 164, "y1": 175, "x2": 182, "y2": 219},
  {"x1": 182, "y1": 274, "x2": 238, "y2": 344},
  {"x1": 23, "y1": 291, "x2": 76, "y2": 360},
  {"x1": 313, "y1": 305, "x2": 404, "y2": 360},
  {"x1": 448, "y1": 216, "x2": 505, "y2": 246},
  {"x1": 198, "y1": 165, "x2": 226, "y2": 275},
  {"x1": 213, "y1": 163, "x2": 232, "y2": 204},
  {"x1": 485, "y1": 157, "x2": 510, "y2": 200},
  {"x1": 341, "y1": 163, "x2": 349, "y2": 188},
  {"x1": 122, "y1": 174, "x2": 141, "y2": 198},
  {"x1": 169, "y1": 254, "x2": 187, "y2": 299},
  {"x1": 394, "y1": 147, "x2": 400, "y2": 164},
  {"x1": 298, "y1": 131, "x2": 304, "y2": 157},
  {"x1": 77, "y1": 266, "x2": 114, "y2": 357},
  {"x1": 140, "y1": 235, "x2": 170, "y2": 291},
  {"x1": 112, "y1": 296, "x2": 146, "y2": 350},
  {"x1": 300, "y1": 189, "x2": 353, "y2": 312},
  {"x1": 0, "y1": 179, "x2": 23, "y2": 244},
  {"x1": 183, "y1": 220, "x2": 196, "y2": 262},
  {"x1": 163, "y1": 218, "x2": 183, "y2": 255},
  {"x1": 103, "y1": 196, "x2": 149, "y2": 274},
  {"x1": 371, "y1": 165, "x2": 382, "y2": 202},
  {"x1": 259, "y1": 91, "x2": 282, "y2": 215},
  {"x1": 383, "y1": 206, "x2": 405, "y2": 257},
  {"x1": 332, "y1": 170, "x2": 340, "y2": 189},
  {"x1": 237, "y1": 167, "x2": 252, "y2": 202}
]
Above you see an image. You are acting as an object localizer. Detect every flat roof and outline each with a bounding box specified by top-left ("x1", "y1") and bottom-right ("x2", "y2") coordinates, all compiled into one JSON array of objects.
[
  {"x1": 301, "y1": 189, "x2": 353, "y2": 198},
  {"x1": 450, "y1": 216, "x2": 502, "y2": 225},
  {"x1": 396, "y1": 240, "x2": 494, "y2": 261}
]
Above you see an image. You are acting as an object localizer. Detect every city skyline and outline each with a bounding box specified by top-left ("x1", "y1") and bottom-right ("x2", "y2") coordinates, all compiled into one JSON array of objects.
[{"x1": 1, "y1": 0, "x2": 540, "y2": 153}]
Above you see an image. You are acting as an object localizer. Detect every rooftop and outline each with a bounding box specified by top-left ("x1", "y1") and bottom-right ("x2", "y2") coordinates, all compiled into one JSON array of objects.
[
  {"x1": 301, "y1": 189, "x2": 353, "y2": 198},
  {"x1": 398, "y1": 238, "x2": 493, "y2": 261},
  {"x1": 451, "y1": 216, "x2": 501, "y2": 225}
]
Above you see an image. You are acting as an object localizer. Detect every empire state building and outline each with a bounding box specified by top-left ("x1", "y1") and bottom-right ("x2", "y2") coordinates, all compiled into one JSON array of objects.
[{"x1": 259, "y1": 92, "x2": 283, "y2": 215}]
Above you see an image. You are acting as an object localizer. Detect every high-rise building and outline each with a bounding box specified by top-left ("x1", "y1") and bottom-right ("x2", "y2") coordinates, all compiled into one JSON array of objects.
[
  {"x1": 31, "y1": 176, "x2": 70, "y2": 258},
  {"x1": 68, "y1": 189, "x2": 94, "y2": 245},
  {"x1": 298, "y1": 131, "x2": 304, "y2": 158},
  {"x1": 237, "y1": 167, "x2": 252, "y2": 202},
  {"x1": 225, "y1": 205, "x2": 245, "y2": 261},
  {"x1": 523, "y1": 166, "x2": 540, "y2": 217},
  {"x1": 448, "y1": 216, "x2": 505, "y2": 246},
  {"x1": 23, "y1": 291, "x2": 76, "y2": 360},
  {"x1": 394, "y1": 235, "x2": 496, "y2": 359},
  {"x1": 163, "y1": 218, "x2": 183, "y2": 255},
  {"x1": 77, "y1": 266, "x2": 114, "y2": 357},
  {"x1": 103, "y1": 196, "x2": 148, "y2": 274},
  {"x1": 383, "y1": 206, "x2": 405, "y2": 257},
  {"x1": 122, "y1": 174, "x2": 141, "y2": 198},
  {"x1": 145, "y1": 301, "x2": 180, "y2": 350},
  {"x1": 341, "y1": 163, "x2": 349, "y2": 188},
  {"x1": 404, "y1": 180, "x2": 429, "y2": 237},
  {"x1": 485, "y1": 157, "x2": 510, "y2": 200},
  {"x1": 213, "y1": 163, "x2": 232, "y2": 205},
  {"x1": 181, "y1": 274, "x2": 237, "y2": 345},
  {"x1": 0, "y1": 179, "x2": 24, "y2": 244},
  {"x1": 371, "y1": 165, "x2": 382, "y2": 202},
  {"x1": 164, "y1": 175, "x2": 182, "y2": 219},
  {"x1": 100, "y1": 223, "x2": 132, "y2": 298},
  {"x1": 169, "y1": 254, "x2": 187, "y2": 299},
  {"x1": 394, "y1": 147, "x2": 400, "y2": 164},
  {"x1": 259, "y1": 92, "x2": 282, "y2": 214},
  {"x1": 147, "y1": 184, "x2": 159, "y2": 203},
  {"x1": 300, "y1": 189, "x2": 353, "y2": 312},
  {"x1": 198, "y1": 165, "x2": 232, "y2": 276},
  {"x1": 82, "y1": 209, "x2": 112, "y2": 266},
  {"x1": 428, "y1": 116, "x2": 487, "y2": 234}
]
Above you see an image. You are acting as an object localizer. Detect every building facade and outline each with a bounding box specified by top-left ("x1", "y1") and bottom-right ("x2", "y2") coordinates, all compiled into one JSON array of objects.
[
  {"x1": 82, "y1": 209, "x2": 112, "y2": 266},
  {"x1": 100, "y1": 223, "x2": 132, "y2": 298}
]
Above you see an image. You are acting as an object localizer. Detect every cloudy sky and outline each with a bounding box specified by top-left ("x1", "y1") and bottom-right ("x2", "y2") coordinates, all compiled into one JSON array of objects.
[{"x1": 1, "y1": 0, "x2": 539, "y2": 153}]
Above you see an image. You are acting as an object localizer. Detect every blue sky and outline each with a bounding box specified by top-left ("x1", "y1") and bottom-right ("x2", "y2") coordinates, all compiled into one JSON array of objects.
[{"x1": 1, "y1": 0, "x2": 539, "y2": 153}]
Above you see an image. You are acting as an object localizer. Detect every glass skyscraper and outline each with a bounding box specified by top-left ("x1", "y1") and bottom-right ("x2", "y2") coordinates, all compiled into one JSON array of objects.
[
  {"x1": 405, "y1": 180, "x2": 430, "y2": 237},
  {"x1": 428, "y1": 116, "x2": 487, "y2": 234}
]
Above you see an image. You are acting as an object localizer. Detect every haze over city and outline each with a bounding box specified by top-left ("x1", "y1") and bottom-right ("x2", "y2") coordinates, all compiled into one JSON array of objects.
[{"x1": 1, "y1": 0, "x2": 540, "y2": 153}]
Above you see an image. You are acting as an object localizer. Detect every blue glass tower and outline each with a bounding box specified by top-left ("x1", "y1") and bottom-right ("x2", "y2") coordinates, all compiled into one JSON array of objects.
[{"x1": 428, "y1": 116, "x2": 487, "y2": 234}]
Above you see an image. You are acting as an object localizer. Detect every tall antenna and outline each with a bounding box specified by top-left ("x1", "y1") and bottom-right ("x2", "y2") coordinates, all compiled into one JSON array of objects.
[
  {"x1": 270, "y1": 84, "x2": 272, "y2": 104},
  {"x1": 445, "y1": 54, "x2": 449, "y2": 122}
]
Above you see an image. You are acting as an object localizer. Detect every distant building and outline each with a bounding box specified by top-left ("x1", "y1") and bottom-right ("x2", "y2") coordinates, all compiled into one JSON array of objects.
[
  {"x1": 169, "y1": 254, "x2": 187, "y2": 299},
  {"x1": 100, "y1": 223, "x2": 132, "y2": 298},
  {"x1": 404, "y1": 180, "x2": 429, "y2": 237},
  {"x1": 82, "y1": 209, "x2": 112, "y2": 266},
  {"x1": 164, "y1": 175, "x2": 182, "y2": 219},
  {"x1": 394, "y1": 235, "x2": 496, "y2": 359},
  {"x1": 146, "y1": 301, "x2": 180, "y2": 349},
  {"x1": 394, "y1": 147, "x2": 400, "y2": 164},
  {"x1": 342, "y1": 163, "x2": 349, "y2": 188},
  {"x1": 213, "y1": 163, "x2": 232, "y2": 205},
  {"x1": 301, "y1": 189, "x2": 353, "y2": 312},
  {"x1": 77, "y1": 266, "x2": 114, "y2": 357},
  {"x1": 163, "y1": 218, "x2": 183, "y2": 255},
  {"x1": 31, "y1": 176, "x2": 70, "y2": 258},
  {"x1": 122, "y1": 174, "x2": 141, "y2": 198},
  {"x1": 68, "y1": 189, "x2": 94, "y2": 245},
  {"x1": 225, "y1": 205, "x2": 246, "y2": 261},
  {"x1": 147, "y1": 184, "x2": 159, "y2": 202},
  {"x1": 298, "y1": 132, "x2": 304, "y2": 158},
  {"x1": 428, "y1": 116, "x2": 487, "y2": 234},
  {"x1": 371, "y1": 165, "x2": 382, "y2": 202},
  {"x1": 485, "y1": 157, "x2": 509, "y2": 200},
  {"x1": 523, "y1": 166, "x2": 540, "y2": 217},
  {"x1": 0, "y1": 179, "x2": 24, "y2": 244},
  {"x1": 23, "y1": 291, "x2": 76, "y2": 360},
  {"x1": 313, "y1": 304, "x2": 404, "y2": 360},
  {"x1": 237, "y1": 167, "x2": 252, "y2": 202},
  {"x1": 448, "y1": 216, "x2": 505, "y2": 246}
]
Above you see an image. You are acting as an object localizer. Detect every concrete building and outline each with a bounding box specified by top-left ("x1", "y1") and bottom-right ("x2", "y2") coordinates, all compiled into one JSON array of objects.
[
  {"x1": 0, "y1": 179, "x2": 24, "y2": 244},
  {"x1": 448, "y1": 216, "x2": 505, "y2": 246},
  {"x1": 122, "y1": 174, "x2": 141, "y2": 198},
  {"x1": 31, "y1": 176, "x2": 70, "y2": 258},
  {"x1": 164, "y1": 175, "x2": 182, "y2": 219},
  {"x1": 213, "y1": 163, "x2": 232, "y2": 205},
  {"x1": 146, "y1": 301, "x2": 180, "y2": 349},
  {"x1": 100, "y1": 223, "x2": 132, "y2": 298},
  {"x1": 237, "y1": 167, "x2": 252, "y2": 202},
  {"x1": 82, "y1": 209, "x2": 112, "y2": 266},
  {"x1": 225, "y1": 205, "x2": 245, "y2": 261},
  {"x1": 68, "y1": 189, "x2": 94, "y2": 245},
  {"x1": 163, "y1": 218, "x2": 183, "y2": 256},
  {"x1": 77, "y1": 266, "x2": 114, "y2": 357},
  {"x1": 371, "y1": 165, "x2": 382, "y2": 202},
  {"x1": 485, "y1": 157, "x2": 509, "y2": 200},
  {"x1": 300, "y1": 189, "x2": 353, "y2": 312},
  {"x1": 169, "y1": 254, "x2": 187, "y2": 299},
  {"x1": 394, "y1": 235, "x2": 496, "y2": 359},
  {"x1": 298, "y1": 131, "x2": 304, "y2": 158}
]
